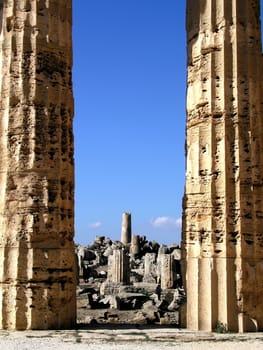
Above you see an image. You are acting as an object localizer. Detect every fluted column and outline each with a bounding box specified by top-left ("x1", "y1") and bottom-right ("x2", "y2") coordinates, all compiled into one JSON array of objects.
[
  {"x1": 159, "y1": 253, "x2": 175, "y2": 290},
  {"x1": 183, "y1": 0, "x2": 263, "y2": 332},
  {"x1": 107, "y1": 249, "x2": 130, "y2": 285},
  {"x1": 0, "y1": 0, "x2": 75, "y2": 329}
]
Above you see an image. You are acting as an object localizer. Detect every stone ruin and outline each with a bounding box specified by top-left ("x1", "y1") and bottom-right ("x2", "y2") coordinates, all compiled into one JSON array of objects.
[
  {"x1": 0, "y1": 1, "x2": 75, "y2": 329},
  {"x1": 75, "y1": 213, "x2": 185, "y2": 325},
  {"x1": 0, "y1": 0, "x2": 263, "y2": 332},
  {"x1": 183, "y1": 0, "x2": 263, "y2": 332}
]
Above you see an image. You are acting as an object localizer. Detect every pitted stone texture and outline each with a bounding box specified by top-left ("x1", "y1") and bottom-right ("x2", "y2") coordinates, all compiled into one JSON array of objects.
[
  {"x1": 0, "y1": 0, "x2": 75, "y2": 329},
  {"x1": 183, "y1": 0, "x2": 263, "y2": 332}
]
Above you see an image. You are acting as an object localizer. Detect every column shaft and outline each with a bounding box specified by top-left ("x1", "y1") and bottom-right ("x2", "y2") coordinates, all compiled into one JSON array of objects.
[
  {"x1": 183, "y1": 0, "x2": 263, "y2": 332},
  {"x1": 0, "y1": 0, "x2": 75, "y2": 330}
]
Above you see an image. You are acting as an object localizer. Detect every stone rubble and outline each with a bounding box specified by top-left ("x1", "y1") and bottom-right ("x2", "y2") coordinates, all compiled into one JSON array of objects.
[{"x1": 75, "y1": 231, "x2": 185, "y2": 326}]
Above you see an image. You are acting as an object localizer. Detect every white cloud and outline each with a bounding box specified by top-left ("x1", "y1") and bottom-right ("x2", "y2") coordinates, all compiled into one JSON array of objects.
[
  {"x1": 150, "y1": 216, "x2": 182, "y2": 229},
  {"x1": 175, "y1": 217, "x2": 182, "y2": 226},
  {"x1": 89, "y1": 221, "x2": 102, "y2": 229}
]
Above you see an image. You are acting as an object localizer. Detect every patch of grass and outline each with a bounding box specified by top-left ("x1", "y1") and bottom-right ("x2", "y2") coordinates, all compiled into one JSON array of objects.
[
  {"x1": 140, "y1": 289, "x2": 150, "y2": 297},
  {"x1": 214, "y1": 320, "x2": 228, "y2": 333}
]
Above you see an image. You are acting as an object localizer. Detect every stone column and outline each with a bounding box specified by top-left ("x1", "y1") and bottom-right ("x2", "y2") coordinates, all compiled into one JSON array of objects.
[
  {"x1": 130, "y1": 234, "x2": 140, "y2": 256},
  {"x1": 108, "y1": 249, "x2": 130, "y2": 285},
  {"x1": 159, "y1": 254, "x2": 175, "y2": 290},
  {"x1": 121, "y1": 212, "x2": 131, "y2": 245},
  {"x1": 143, "y1": 253, "x2": 156, "y2": 283},
  {"x1": 183, "y1": 0, "x2": 263, "y2": 332},
  {"x1": 0, "y1": 1, "x2": 75, "y2": 329}
]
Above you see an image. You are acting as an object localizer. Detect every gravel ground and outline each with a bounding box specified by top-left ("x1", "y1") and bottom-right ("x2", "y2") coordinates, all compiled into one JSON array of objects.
[
  {"x1": 0, "y1": 328, "x2": 263, "y2": 350},
  {"x1": 0, "y1": 340, "x2": 263, "y2": 350}
]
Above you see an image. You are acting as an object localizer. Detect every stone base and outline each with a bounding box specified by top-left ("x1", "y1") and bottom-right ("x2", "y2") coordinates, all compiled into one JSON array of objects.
[{"x1": 0, "y1": 283, "x2": 76, "y2": 330}]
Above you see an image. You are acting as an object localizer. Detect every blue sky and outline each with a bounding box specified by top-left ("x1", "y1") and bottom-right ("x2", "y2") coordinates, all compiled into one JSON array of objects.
[
  {"x1": 73, "y1": 1, "x2": 263, "y2": 246},
  {"x1": 73, "y1": 1, "x2": 186, "y2": 245}
]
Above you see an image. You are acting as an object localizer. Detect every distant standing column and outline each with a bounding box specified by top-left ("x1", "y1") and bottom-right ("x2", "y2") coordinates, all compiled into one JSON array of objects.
[
  {"x1": 143, "y1": 253, "x2": 156, "y2": 283},
  {"x1": 159, "y1": 254, "x2": 175, "y2": 290},
  {"x1": 107, "y1": 249, "x2": 130, "y2": 285},
  {"x1": 130, "y1": 234, "x2": 140, "y2": 256},
  {"x1": 121, "y1": 212, "x2": 131, "y2": 245}
]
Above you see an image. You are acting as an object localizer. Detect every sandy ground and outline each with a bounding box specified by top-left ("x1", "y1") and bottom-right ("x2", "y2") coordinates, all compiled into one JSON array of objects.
[{"x1": 0, "y1": 327, "x2": 263, "y2": 350}]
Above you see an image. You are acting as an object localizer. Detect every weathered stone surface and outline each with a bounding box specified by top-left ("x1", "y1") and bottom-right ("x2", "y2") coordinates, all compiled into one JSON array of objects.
[
  {"x1": 107, "y1": 249, "x2": 130, "y2": 285},
  {"x1": 158, "y1": 254, "x2": 175, "y2": 290},
  {"x1": 0, "y1": 0, "x2": 75, "y2": 329},
  {"x1": 100, "y1": 281, "x2": 123, "y2": 296},
  {"x1": 183, "y1": 0, "x2": 263, "y2": 332},
  {"x1": 121, "y1": 212, "x2": 131, "y2": 245},
  {"x1": 143, "y1": 253, "x2": 156, "y2": 283},
  {"x1": 130, "y1": 234, "x2": 140, "y2": 256}
]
